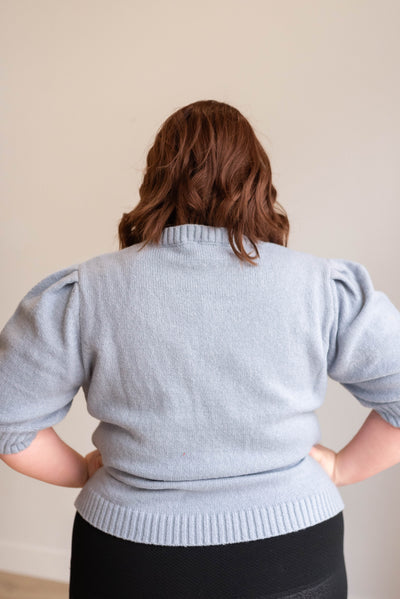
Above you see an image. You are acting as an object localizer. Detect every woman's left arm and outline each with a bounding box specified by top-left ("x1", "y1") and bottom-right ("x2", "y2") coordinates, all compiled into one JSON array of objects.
[{"x1": 0, "y1": 427, "x2": 92, "y2": 488}]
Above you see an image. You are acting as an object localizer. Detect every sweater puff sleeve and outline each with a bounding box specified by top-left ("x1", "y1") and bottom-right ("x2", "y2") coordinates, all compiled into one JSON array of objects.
[
  {"x1": 0, "y1": 264, "x2": 85, "y2": 454},
  {"x1": 327, "y1": 257, "x2": 400, "y2": 428}
]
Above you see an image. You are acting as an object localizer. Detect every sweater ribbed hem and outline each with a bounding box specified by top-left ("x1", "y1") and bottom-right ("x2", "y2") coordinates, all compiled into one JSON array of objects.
[{"x1": 74, "y1": 486, "x2": 345, "y2": 547}]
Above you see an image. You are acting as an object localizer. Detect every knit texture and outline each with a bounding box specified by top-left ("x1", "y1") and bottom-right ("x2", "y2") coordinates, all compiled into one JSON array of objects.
[{"x1": 1, "y1": 223, "x2": 400, "y2": 546}]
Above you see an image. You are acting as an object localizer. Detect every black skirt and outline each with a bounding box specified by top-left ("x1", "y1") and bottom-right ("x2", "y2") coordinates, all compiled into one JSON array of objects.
[{"x1": 69, "y1": 510, "x2": 347, "y2": 599}]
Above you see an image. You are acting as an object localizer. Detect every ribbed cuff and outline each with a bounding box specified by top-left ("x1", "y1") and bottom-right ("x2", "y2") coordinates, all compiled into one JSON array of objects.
[
  {"x1": 374, "y1": 403, "x2": 400, "y2": 428},
  {"x1": 0, "y1": 430, "x2": 38, "y2": 454}
]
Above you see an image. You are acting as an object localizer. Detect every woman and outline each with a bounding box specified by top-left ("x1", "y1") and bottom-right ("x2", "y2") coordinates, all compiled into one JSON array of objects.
[{"x1": 1, "y1": 100, "x2": 400, "y2": 598}]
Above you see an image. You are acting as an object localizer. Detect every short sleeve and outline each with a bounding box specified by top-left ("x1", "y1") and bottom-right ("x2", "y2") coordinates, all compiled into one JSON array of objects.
[
  {"x1": 327, "y1": 257, "x2": 400, "y2": 428},
  {"x1": 0, "y1": 264, "x2": 85, "y2": 454}
]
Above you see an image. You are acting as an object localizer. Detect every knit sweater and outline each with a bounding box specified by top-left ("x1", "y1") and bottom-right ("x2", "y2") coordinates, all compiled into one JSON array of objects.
[{"x1": 1, "y1": 223, "x2": 400, "y2": 547}]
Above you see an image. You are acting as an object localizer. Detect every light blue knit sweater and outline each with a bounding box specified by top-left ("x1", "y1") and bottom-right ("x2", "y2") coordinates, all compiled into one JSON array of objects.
[{"x1": 1, "y1": 223, "x2": 400, "y2": 546}]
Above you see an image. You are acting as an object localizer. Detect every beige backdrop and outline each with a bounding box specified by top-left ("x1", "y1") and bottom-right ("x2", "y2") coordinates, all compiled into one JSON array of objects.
[{"x1": 0, "y1": 1, "x2": 399, "y2": 596}]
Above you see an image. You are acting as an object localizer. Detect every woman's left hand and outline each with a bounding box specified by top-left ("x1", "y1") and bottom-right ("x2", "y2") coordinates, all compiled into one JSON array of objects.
[{"x1": 84, "y1": 449, "x2": 103, "y2": 481}]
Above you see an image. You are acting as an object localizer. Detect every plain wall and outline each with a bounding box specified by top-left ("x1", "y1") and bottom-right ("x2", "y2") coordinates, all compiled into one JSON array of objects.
[{"x1": 0, "y1": 0, "x2": 399, "y2": 596}]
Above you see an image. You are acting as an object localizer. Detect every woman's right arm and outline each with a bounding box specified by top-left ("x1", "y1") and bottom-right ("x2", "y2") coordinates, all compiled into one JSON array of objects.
[
  {"x1": 334, "y1": 409, "x2": 400, "y2": 486},
  {"x1": 311, "y1": 409, "x2": 400, "y2": 487},
  {"x1": 322, "y1": 258, "x2": 400, "y2": 487}
]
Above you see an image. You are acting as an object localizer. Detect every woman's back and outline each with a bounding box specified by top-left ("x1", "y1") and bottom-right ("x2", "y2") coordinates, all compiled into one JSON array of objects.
[{"x1": 75, "y1": 221, "x2": 344, "y2": 545}]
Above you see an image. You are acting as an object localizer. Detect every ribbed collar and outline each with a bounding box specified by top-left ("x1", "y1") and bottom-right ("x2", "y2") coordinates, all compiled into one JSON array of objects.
[{"x1": 159, "y1": 223, "x2": 233, "y2": 246}]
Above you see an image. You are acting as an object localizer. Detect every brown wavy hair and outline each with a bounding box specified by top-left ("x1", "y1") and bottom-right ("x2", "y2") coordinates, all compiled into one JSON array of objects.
[{"x1": 118, "y1": 99, "x2": 289, "y2": 265}]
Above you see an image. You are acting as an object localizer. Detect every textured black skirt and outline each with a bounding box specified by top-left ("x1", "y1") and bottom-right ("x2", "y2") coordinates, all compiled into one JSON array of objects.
[{"x1": 69, "y1": 509, "x2": 347, "y2": 598}]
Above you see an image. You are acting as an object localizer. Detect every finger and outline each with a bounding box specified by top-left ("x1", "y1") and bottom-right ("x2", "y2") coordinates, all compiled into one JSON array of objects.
[{"x1": 309, "y1": 447, "x2": 322, "y2": 462}]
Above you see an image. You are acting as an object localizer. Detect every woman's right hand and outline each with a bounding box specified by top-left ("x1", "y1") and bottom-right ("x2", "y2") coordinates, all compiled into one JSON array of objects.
[{"x1": 309, "y1": 443, "x2": 340, "y2": 486}]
